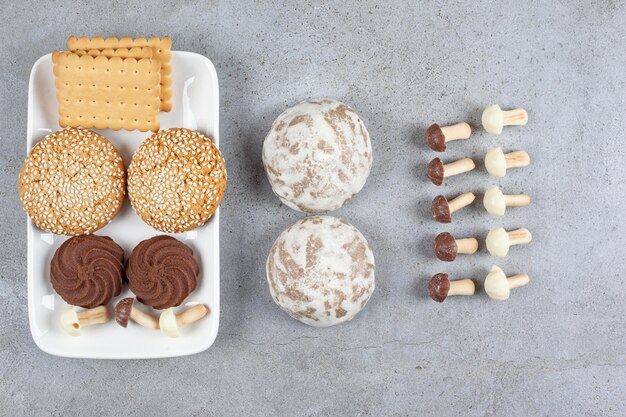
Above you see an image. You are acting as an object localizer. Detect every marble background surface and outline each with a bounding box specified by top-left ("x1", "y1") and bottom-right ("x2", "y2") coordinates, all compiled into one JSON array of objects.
[{"x1": 1, "y1": 1, "x2": 624, "y2": 416}]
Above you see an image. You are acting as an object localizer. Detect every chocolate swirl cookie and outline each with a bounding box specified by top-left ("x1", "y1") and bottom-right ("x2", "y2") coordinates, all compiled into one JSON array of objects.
[
  {"x1": 126, "y1": 235, "x2": 199, "y2": 309},
  {"x1": 50, "y1": 235, "x2": 124, "y2": 308}
]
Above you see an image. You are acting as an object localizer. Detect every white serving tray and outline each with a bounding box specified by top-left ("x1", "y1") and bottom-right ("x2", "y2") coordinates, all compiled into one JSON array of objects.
[{"x1": 27, "y1": 51, "x2": 220, "y2": 359}]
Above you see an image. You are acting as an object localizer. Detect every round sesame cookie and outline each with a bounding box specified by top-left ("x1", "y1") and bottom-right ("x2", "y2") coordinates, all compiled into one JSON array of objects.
[
  {"x1": 128, "y1": 128, "x2": 227, "y2": 233},
  {"x1": 18, "y1": 128, "x2": 125, "y2": 236}
]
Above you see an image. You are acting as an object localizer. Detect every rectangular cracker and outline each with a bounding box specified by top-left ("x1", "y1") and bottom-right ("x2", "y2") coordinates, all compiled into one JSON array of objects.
[
  {"x1": 74, "y1": 46, "x2": 154, "y2": 59},
  {"x1": 68, "y1": 36, "x2": 172, "y2": 112},
  {"x1": 52, "y1": 50, "x2": 161, "y2": 132}
]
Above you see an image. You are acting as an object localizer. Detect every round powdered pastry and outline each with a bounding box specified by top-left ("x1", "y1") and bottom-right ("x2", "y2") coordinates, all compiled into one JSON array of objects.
[
  {"x1": 262, "y1": 98, "x2": 372, "y2": 213},
  {"x1": 126, "y1": 235, "x2": 199, "y2": 309},
  {"x1": 128, "y1": 128, "x2": 227, "y2": 233},
  {"x1": 266, "y1": 216, "x2": 375, "y2": 327},
  {"x1": 50, "y1": 235, "x2": 124, "y2": 308},
  {"x1": 19, "y1": 128, "x2": 125, "y2": 235}
]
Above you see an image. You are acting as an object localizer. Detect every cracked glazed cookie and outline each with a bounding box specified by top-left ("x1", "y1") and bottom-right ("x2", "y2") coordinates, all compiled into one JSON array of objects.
[
  {"x1": 18, "y1": 128, "x2": 125, "y2": 235},
  {"x1": 262, "y1": 98, "x2": 372, "y2": 213},
  {"x1": 266, "y1": 215, "x2": 375, "y2": 327},
  {"x1": 128, "y1": 128, "x2": 227, "y2": 233}
]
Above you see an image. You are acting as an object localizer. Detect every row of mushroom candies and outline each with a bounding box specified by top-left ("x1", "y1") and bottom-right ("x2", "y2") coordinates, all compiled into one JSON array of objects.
[
  {"x1": 60, "y1": 298, "x2": 209, "y2": 338},
  {"x1": 428, "y1": 266, "x2": 530, "y2": 303},
  {"x1": 426, "y1": 104, "x2": 528, "y2": 152},
  {"x1": 432, "y1": 186, "x2": 530, "y2": 223},
  {"x1": 434, "y1": 227, "x2": 532, "y2": 261},
  {"x1": 427, "y1": 147, "x2": 530, "y2": 186}
]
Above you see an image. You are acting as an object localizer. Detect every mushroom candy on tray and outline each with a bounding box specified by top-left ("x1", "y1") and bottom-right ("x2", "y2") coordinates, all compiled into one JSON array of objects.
[
  {"x1": 484, "y1": 147, "x2": 530, "y2": 177},
  {"x1": 483, "y1": 186, "x2": 531, "y2": 216},
  {"x1": 159, "y1": 304, "x2": 210, "y2": 338},
  {"x1": 60, "y1": 305, "x2": 110, "y2": 336},
  {"x1": 426, "y1": 122, "x2": 472, "y2": 152},
  {"x1": 428, "y1": 273, "x2": 475, "y2": 303},
  {"x1": 434, "y1": 232, "x2": 478, "y2": 262},
  {"x1": 114, "y1": 298, "x2": 159, "y2": 330},
  {"x1": 427, "y1": 157, "x2": 476, "y2": 186},
  {"x1": 484, "y1": 265, "x2": 530, "y2": 301},
  {"x1": 486, "y1": 227, "x2": 532, "y2": 257},
  {"x1": 431, "y1": 192, "x2": 475, "y2": 223},
  {"x1": 481, "y1": 104, "x2": 528, "y2": 135}
]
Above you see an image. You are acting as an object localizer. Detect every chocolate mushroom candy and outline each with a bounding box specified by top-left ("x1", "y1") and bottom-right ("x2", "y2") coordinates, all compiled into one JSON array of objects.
[
  {"x1": 484, "y1": 147, "x2": 530, "y2": 177},
  {"x1": 434, "y1": 232, "x2": 479, "y2": 262},
  {"x1": 426, "y1": 122, "x2": 472, "y2": 152},
  {"x1": 60, "y1": 305, "x2": 110, "y2": 336},
  {"x1": 159, "y1": 304, "x2": 210, "y2": 338},
  {"x1": 427, "y1": 157, "x2": 476, "y2": 186},
  {"x1": 114, "y1": 298, "x2": 159, "y2": 330},
  {"x1": 484, "y1": 265, "x2": 530, "y2": 301},
  {"x1": 428, "y1": 273, "x2": 475, "y2": 303},
  {"x1": 481, "y1": 104, "x2": 528, "y2": 134},
  {"x1": 486, "y1": 227, "x2": 532, "y2": 257},
  {"x1": 431, "y1": 192, "x2": 475, "y2": 223},
  {"x1": 483, "y1": 186, "x2": 531, "y2": 216}
]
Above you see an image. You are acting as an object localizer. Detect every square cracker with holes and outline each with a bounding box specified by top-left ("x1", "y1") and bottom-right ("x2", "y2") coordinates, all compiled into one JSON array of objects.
[
  {"x1": 68, "y1": 36, "x2": 172, "y2": 112},
  {"x1": 52, "y1": 51, "x2": 161, "y2": 132}
]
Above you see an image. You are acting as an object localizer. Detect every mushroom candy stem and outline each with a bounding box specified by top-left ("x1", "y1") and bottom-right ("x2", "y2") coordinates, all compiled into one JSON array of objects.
[
  {"x1": 504, "y1": 194, "x2": 531, "y2": 206},
  {"x1": 444, "y1": 158, "x2": 476, "y2": 177},
  {"x1": 481, "y1": 104, "x2": 528, "y2": 134},
  {"x1": 448, "y1": 192, "x2": 476, "y2": 213},
  {"x1": 159, "y1": 304, "x2": 210, "y2": 338},
  {"x1": 427, "y1": 273, "x2": 476, "y2": 302},
  {"x1": 484, "y1": 265, "x2": 530, "y2": 301},
  {"x1": 508, "y1": 228, "x2": 533, "y2": 245},
  {"x1": 483, "y1": 186, "x2": 531, "y2": 216},
  {"x1": 457, "y1": 238, "x2": 479, "y2": 254},
  {"x1": 448, "y1": 279, "x2": 476, "y2": 296},
  {"x1": 486, "y1": 227, "x2": 533, "y2": 257},
  {"x1": 114, "y1": 298, "x2": 159, "y2": 330},
  {"x1": 508, "y1": 274, "x2": 531, "y2": 289},
  {"x1": 60, "y1": 305, "x2": 110, "y2": 336},
  {"x1": 440, "y1": 122, "x2": 472, "y2": 141},
  {"x1": 505, "y1": 151, "x2": 531, "y2": 169}
]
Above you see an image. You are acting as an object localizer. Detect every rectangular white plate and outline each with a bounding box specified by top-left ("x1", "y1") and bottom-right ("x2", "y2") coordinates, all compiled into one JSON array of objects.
[{"x1": 27, "y1": 51, "x2": 220, "y2": 359}]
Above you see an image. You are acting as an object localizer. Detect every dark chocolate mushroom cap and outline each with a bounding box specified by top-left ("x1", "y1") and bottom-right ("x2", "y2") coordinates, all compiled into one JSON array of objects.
[
  {"x1": 426, "y1": 123, "x2": 446, "y2": 152},
  {"x1": 434, "y1": 232, "x2": 458, "y2": 262},
  {"x1": 115, "y1": 298, "x2": 135, "y2": 328},
  {"x1": 428, "y1": 273, "x2": 450, "y2": 302},
  {"x1": 427, "y1": 158, "x2": 445, "y2": 185},
  {"x1": 431, "y1": 195, "x2": 452, "y2": 223}
]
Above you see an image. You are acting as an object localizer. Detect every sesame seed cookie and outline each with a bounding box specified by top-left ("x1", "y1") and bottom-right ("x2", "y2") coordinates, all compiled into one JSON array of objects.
[
  {"x1": 128, "y1": 128, "x2": 227, "y2": 233},
  {"x1": 18, "y1": 128, "x2": 126, "y2": 235}
]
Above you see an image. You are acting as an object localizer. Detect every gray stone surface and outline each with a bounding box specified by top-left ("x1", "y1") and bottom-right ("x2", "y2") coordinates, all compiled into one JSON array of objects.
[{"x1": 1, "y1": 1, "x2": 625, "y2": 416}]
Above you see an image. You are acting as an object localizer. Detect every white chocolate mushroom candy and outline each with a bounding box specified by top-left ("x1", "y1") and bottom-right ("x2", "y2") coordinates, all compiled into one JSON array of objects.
[
  {"x1": 483, "y1": 186, "x2": 531, "y2": 216},
  {"x1": 484, "y1": 265, "x2": 530, "y2": 301},
  {"x1": 483, "y1": 186, "x2": 506, "y2": 216},
  {"x1": 485, "y1": 147, "x2": 530, "y2": 177},
  {"x1": 484, "y1": 147, "x2": 507, "y2": 177},
  {"x1": 486, "y1": 227, "x2": 532, "y2": 257},
  {"x1": 481, "y1": 104, "x2": 528, "y2": 134},
  {"x1": 262, "y1": 99, "x2": 372, "y2": 213},
  {"x1": 266, "y1": 216, "x2": 375, "y2": 327}
]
